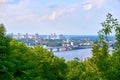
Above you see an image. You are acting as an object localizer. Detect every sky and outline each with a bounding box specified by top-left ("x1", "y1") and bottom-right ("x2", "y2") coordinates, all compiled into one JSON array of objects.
[{"x1": 0, "y1": 0, "x2": 120, "y2": 35}]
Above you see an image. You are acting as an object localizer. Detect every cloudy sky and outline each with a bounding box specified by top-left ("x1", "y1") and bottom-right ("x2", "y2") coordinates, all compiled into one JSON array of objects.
[{"x1": 0, "y1": 0, "x2": 120, "y2": 35}]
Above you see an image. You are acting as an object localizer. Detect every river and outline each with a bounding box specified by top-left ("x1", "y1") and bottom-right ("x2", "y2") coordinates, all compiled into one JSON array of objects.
[
  {"x1": 54, "y1": 48, "x2": 92, "y2": 61},
  {"x1": 54, "y1": 48, "x2": 113, "y2": 61}
]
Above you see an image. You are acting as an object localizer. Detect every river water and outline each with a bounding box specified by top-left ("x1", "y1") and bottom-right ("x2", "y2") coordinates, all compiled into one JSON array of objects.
[
  {"x1": 54, "y1": 48, "x2": 92, "y2": 61},
  {"x1": 54, "y1": 48, "x2": 113, "y2": 61}
]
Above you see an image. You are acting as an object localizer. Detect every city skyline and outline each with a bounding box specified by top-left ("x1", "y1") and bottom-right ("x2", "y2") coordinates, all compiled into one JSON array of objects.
[{"x1": 0, "y1": 0, "x2": 120, "y2": 35}]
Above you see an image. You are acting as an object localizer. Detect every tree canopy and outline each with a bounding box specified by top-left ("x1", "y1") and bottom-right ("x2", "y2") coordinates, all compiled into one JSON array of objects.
[{"x1": 0, "y1": 13, "x2": 120, "y2": 80}]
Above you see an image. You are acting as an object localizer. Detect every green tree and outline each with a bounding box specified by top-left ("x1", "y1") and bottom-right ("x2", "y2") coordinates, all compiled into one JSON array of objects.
[
  {"x1": 67, "y1": 59, "x2": 82, "y2": 80},
  {"x1": 1, "y1": 13, "x2": 120, "y2": 80},
  {"x1": 91, "y1": 13, "x2": 120, "y2": 80},
  {"x1": 0, "y1": 24, "x2": 5, "y2": 36},
  {"x1": 0, "y1": 24, "x2": 11, "y2": 54},
  {"x1": 100, "y1": 13, "x2": 120, "y2": 80},
  {"x1": 0, "y1": 24, "x2": 13, "y2": 80},
  {"x1": 0, "y1": 24, "x2": 67, "y2": 80}
]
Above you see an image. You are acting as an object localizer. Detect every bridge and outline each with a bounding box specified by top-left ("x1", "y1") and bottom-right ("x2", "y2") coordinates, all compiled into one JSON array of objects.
[
  {"x1": 46, "y1": 47, "x2": 61, "y2": 52},
  {"x1": 45, "y1": 46, "x2": 91, "y2": 52}
]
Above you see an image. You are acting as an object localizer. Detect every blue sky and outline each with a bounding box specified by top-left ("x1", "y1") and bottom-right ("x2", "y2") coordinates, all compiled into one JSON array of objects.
[{"x1": 0, "y1": 0, "x2": 120, "y2": 35}]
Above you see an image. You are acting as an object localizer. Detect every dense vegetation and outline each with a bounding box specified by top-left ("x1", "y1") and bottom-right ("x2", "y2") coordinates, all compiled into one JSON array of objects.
[{"x1": 0, "y1": 13, "x2": 120, "y2": 80}]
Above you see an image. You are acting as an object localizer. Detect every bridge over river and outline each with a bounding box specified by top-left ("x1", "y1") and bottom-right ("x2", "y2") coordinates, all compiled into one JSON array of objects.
[{"x1": 45, "y1": 46, "x2": 91, "y2": 52}]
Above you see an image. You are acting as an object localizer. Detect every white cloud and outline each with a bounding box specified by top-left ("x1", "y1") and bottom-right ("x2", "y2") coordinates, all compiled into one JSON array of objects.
[
  {"x1": 94, "y1": 0, "x2": 105, "y2": 9},
  {"x1": 2, "y1": 0, "x2": 106, "y2": 22},
  {"x1": 0, "y1": 0, "x2": 20, "y2": 3},
  {"x1": 0, "y1": 0, "x2": 35, "y2": 22},
  {"x1": 49, "y1": 11, "x2": 57, "y2": 20},
  {"x1": 14, "y1": 14, "x2": 35, "y2": 21},
  {"x1": 0, "y1": 0, "x2": 7, "y2": 3},
  {"x1": 0, "y1": 0, "x2": 80, "y2": 22},
  {"x1": 48, "y1": 4, "x2": 78, "y2": 20},
  {"x1": 83, "y1": 0, "x2": 105, "y2": 10},
  {"x1": 83, "y1": 3, "x2": 93, "y2": 10},
  {"x1": 0, "y1": 11, "x2": 6, "y2": 17},
  {"x1": 37, "y1": 15, "x2": 49, "y2": 22}
]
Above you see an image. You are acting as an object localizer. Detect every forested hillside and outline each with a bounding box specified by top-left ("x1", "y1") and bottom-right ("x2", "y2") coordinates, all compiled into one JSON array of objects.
[{"x1": 0, "y1": 13, "x2": 120, "y2": 80}]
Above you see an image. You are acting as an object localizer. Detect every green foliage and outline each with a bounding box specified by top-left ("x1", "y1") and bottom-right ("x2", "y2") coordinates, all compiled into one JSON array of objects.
[
  {"x1": 1, "y1": 13, "x2": 120, "y2": 80},
  {"x1": 0, "y1": 24, "x2": 12, "y2": 54},
  {"x1": 0, "y1": 27, "x2": 67, "y2": 80},
  {"x1": 92, "y1": 13, "x2": 120, "y2": 80},
  {"x1": 66, "y1": 13, "x2": 120, "y2": 80},
  {"x1": 67, "y1": 60, "x2": 85, "y2": 80},
  {"x1": 47, "y1": 39, "x2": 62, "y2": 47},
  {"x1": 0, "y1": 24, "x2": 6, "y2": 36}
]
